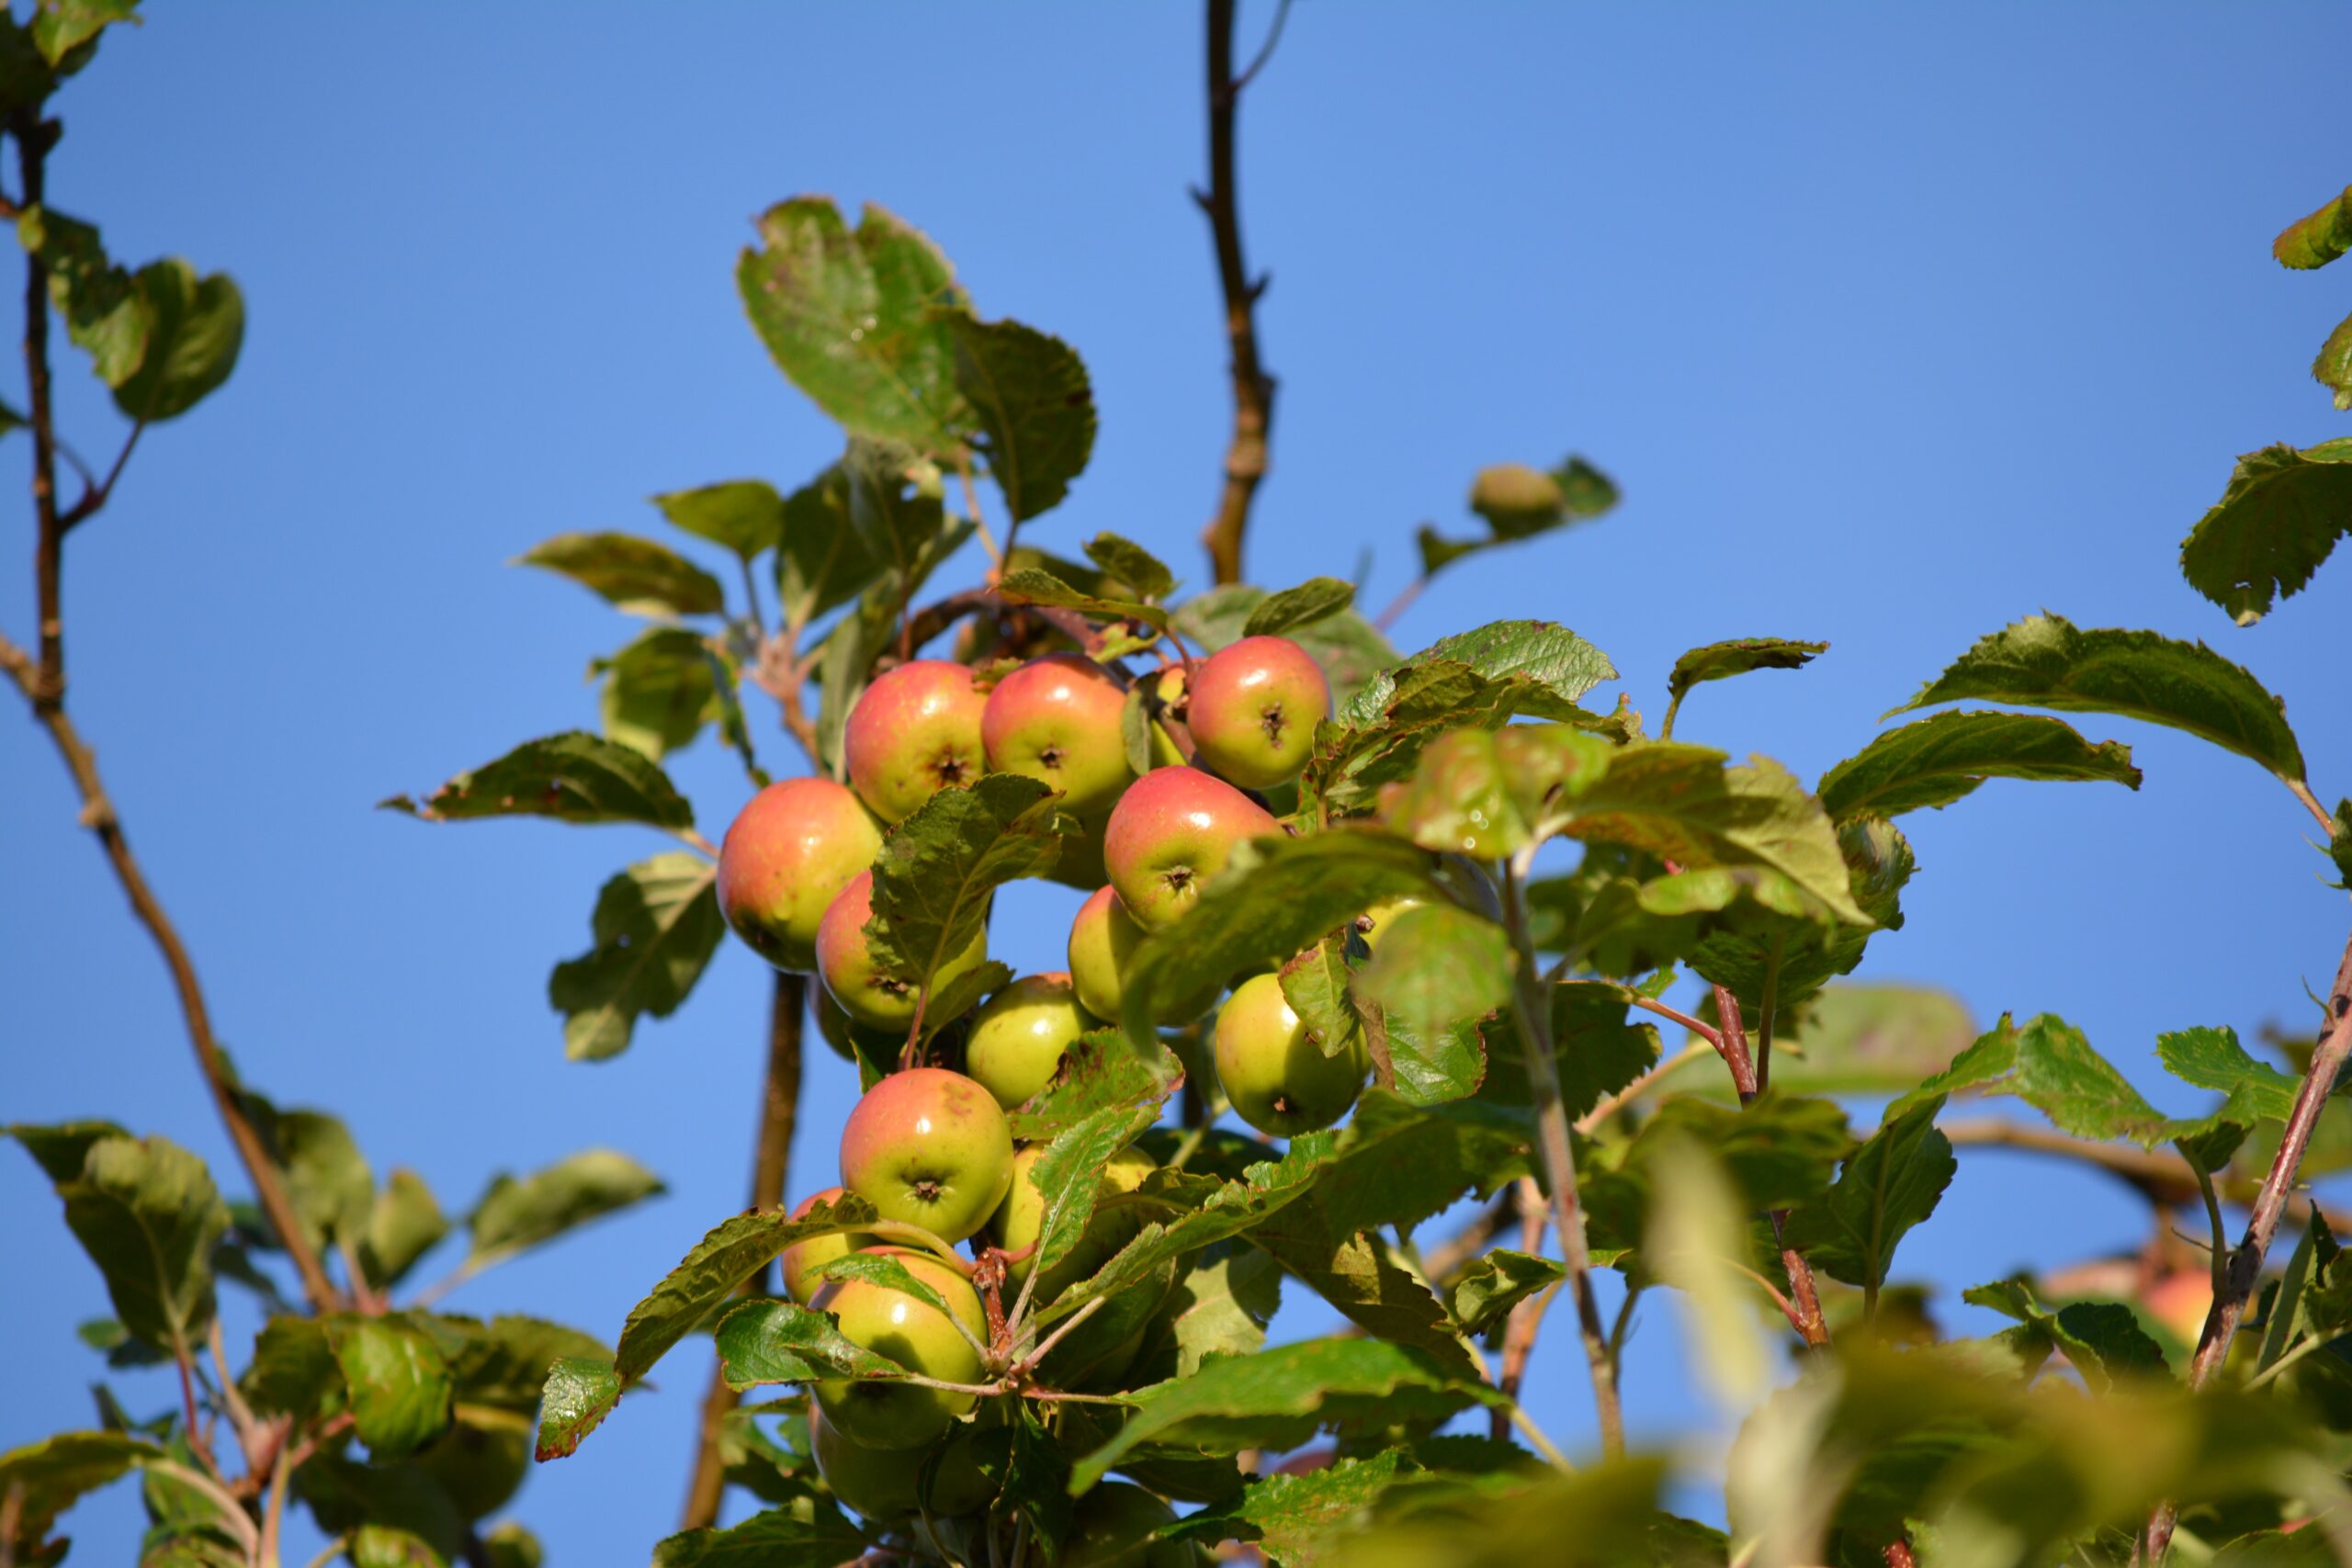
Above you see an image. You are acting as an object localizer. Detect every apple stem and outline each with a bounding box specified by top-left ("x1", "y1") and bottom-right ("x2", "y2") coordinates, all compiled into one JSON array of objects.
[{"x1": 1009, "y1": 1294, "x2": 1107, "y2": 1381}]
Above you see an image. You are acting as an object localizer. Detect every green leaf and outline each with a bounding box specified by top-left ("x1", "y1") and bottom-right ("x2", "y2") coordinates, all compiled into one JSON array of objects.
[
  {"x1": 1244, "y1": 577, "x2": 1355, "y2": 638},
  {"x1": 651, "y1": 479, "x2": 785, "y2": 562},
  {"x1": 1682, "y1": 818, "x2": 1917, "y2": 1034},
  {"x1": 30, "y1": 0, "x2": 140, "y2": 64},
  {"x1": 1069, "y1": 1337, "x2": 1503, "y2": 1490},
  {"x1": 57, "y1": 1134, "x2": 229, "y2": 1353},
  {"x1": 1448, "y1": 1249, "x2": 1565, "y2": 1338},
  {"x1": 1818, "y1": 710, "x2": 2141, "y2": 822},
  {"x1": 328, "y1": 1314, "x2": 455, "y2": 1461},
  {"x1": 1007, "y1": 1029, "x2": 1185, "y2": 1144},
  {"x1": 2257, "y1": 1208, "x2": 2333, "y2": 1378},
  {"x1": 945, "y1": 313, "x2": 1095, "y2": 522},
  {"x1": 469, "y1": 1148, "x2": 665, "y2": 1264},
  {"x1": 1894, "y1": 613, "x2": 2306, "y2": 784},
  {"x1": 6, "y1": 1118, "x2": 129, "y2": 1183},
  {"x1": 1309, "y1": 1096, "x2": 1534, "y2": 1242},
  {"x1": 440, "y1": 1314, "x2": 612, "y2": 1412},
  {"x1": 842, "y1": 434, "x2": 950, "y2": 583},
  {"x1": 513, "y1": 532, "x2": 725, "y2": 617},
  {"x1": 2314, "y1": 308, "x2": 2352, "y2": 412},
  {"x1": 916, "y1": 958, "x2": 1011, "y2": 1048},
  {"x1": 1338, "y1": 1461, "x2": 1701, "y2": 1568},
  {"x1": 737, "y1": 197, "x2": 972, "y2": 450},
  {"x1": 772, "y1": 462, "x2": 881, "y2": 627},
  {"x1": 532, "y1": 1355, "x2": 620, "y2": 1461},
  {"x1": 996, "y1": 565, "x2": 1169, "y2": 630},
  {"x1": 1961, "y1": 1277, "x2": 2169, "y2": 1389},
  {"x1": 805, "y1": 1251, "x2": 953, "y2": 1317},
  {"x1": 0, "y1": 1430, "x2": 161, "y2": 1557},
  {"x1": 2332, "y1": 798, "x2": 2352, "y2": 891},
  {"x1": 1119, "y1": 830, "x2": 1446, "y2": 1045},
  {"x1": 1582, "y1": 1093, "x2": 1850, "y2": 1258},
  {"x1": 614, "y1": 1196, "x2": 882, "y2": 1383},
  {"x1": 968, "y1": 1404, "x2": 1070, "y2": 1552},
  {"x1": 1169, "y1": 1450, "x2": 1416, "y2": 1565},
  {"x1": 109, "y1": 259, "x2": 241, "y2": 423},
  {"x1": 1418, "y1": 456, "x2": 1619, "y2": 580},
  {"x1": 2156, "y1": 1026, "x2": 2301, "y2": 1124},
  {"x1": 1665, "y1": 637, "x2": 1827, "y2": 721},
  {"x1": 243, "y1": 1316, "x2": 339, "y2": 1422},
  {"x1": 548, "y1": 852, "x2": 725, "y2": 1061},
  {"x1": 2275, "y1": 184, "x2": 2352, "y2": 269},
  {"x1": 1894, "y1": 1013, "x2": 2248, "y2": 1148},
  {"x1": 1781, "y1": 1097, "x2": 1954, "y2": 1292},
  {"x1": 348, "y1": 1525, "x2": 443, "y2": 1568},
  {"x1": 2177, "y1": 439, "x2": 2352, "y2": 626},
  {"x1": 1031, "y1": 1101, "x2": 1162, "y2": 1283},
  {"x1": 711, "y1": 1298, "x2": 905, "y2": 1388},
  {"x1": 1132, "y1": 1245, "x2": 1282, "y2": 1381},
  {"x1": 1083, "y1": 532, "x2": 1174, "y2": 602},
  {"x1": 652, "y1": 1506, "x2": 869, "y2": 1568},
  {"x1": 1341, "y1": 619, "x2": 1618, "y2": 727},
  {"x1": 863, "y1": 773, "x2": 1064, "y2": 1007},
  {"x1": 268, "y1": 1109, "x2": 374, "y2": 1254},
  {"x1": 383, "y1": 730, "x2": 695, "y2": 829},
  {"x1": 1280, "y1": 934, "x2": 1367, "y2": 1065},
  {"x1": 1752, "y1": 981, "x2": 1976, "y2": 1100},
  {"x1": 594, "y1": 626, "x2": 718, "y2": 760},
  {"x1": 18, "y1": 205, "x2": 151, "y2": 386},
  {"x1": 1352, "y1": 904, "x2": 1514, "y2": 1043}
]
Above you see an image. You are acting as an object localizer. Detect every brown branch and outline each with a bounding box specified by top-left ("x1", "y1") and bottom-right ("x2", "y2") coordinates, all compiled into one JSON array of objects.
[
  {"x1": 2145, "y1": 926, "x2": 2352, "y2": 1560},
  {"x1": 1195, "y1": 0, "x2": 1278, "y2": 586},
  {"x1": 1709, "y1": 984, "x2": 1830, "y2": 1347},
  {"x1": 1490, "y1": 1177, "x2": 1548, "y2": 1441},
  {"x1": 2, "y1": 632, "x2": 340, "y2": 1313},
  {"x1": 15, "y1": 110, "x2": 63, "y2": 710},
  {"x1": 1940, "y1": 1119, "x2": 2209, "y2": 1208},
  {"x1": 1629, "y1": 993, "x2": 1723, "y2": 1051},
  {"x1": 679, "y1": 971, "x2": 807, "y2": 1531}
]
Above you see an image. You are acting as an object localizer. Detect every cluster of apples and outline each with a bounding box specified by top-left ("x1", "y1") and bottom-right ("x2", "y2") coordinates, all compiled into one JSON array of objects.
[{"x1": 709, "y1": 633, "x2": 1363, "y2": 1548}]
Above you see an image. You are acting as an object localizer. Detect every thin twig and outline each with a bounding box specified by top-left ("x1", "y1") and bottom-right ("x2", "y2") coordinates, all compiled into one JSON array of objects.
[
  {"x1": 172, "y1": 1341, "x2": 223, "y2": 1483},
  {"x1": 146, "y1": 1460, "x2": 258, "y2": 1557},
  {"x1": 1755, "y1": 934, "x2": 1784, "y2": 1095},
  {"x1": 1707, "y1": 985, "x2": 1830, "y2": 1347},
  {"x1": 1574, "y1": 1041, "x2": 1713, "y2": 1134},
  {"x1": 1373, "y1": 572, "x2": 1425, "y2": 634},
  {"x1": 1195, "y1": 0, "x2": 1278, "y2": 585},
  {"x1": 955, "y1": 448, "x2": 1006, "y2": 569},
  {"x1": 1420, "y1": 1187, "x2": 1520, "y2": 1280},
  {"x1": 208, "y1": 1318, "x2": 262, "y2": 1474},
  {"x1": 1627, "y1": 994, "x2": 1723, "y2": 1050},
  {"x1": 1940, "y1": 1120, "x2": 2210, "y2": 1208},
  {"x1": 57, "y1": 414, "x2": 145, "y2": 531},
  {"x1": 1491, "y1": 1177, "x2": 1548, "y2": 1442},
  {"x1": 1010, "y1": 1295, "x2": 1107, "y2": 1379}
]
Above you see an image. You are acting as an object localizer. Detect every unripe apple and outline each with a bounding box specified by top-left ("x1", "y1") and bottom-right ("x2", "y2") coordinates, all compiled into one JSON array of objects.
[
  {"x1": 964, "y1": 972, "x2": 1098, "y2": 1110},
  {"x1": 1062, "y1": 1482, "x2": 1203, "y2": 1568},
  {"x1": 989, "y1": 1142, "x2": 1157, "y2": 1300},
  {"x1": 1102, "y1": 767, "x2": 1280, "y2": 932},
  {"x1": 1066, "y1": 886, "x2": 1219, "y2": 1027},
  {"x1": 810, "y1": 1246, "x2": 987, "y2": 1449},
  {"x1": 810, "y1": 1402, "x2": 993, "y2": 1520},
  {"x1": 1213, "y1": 973, "x2": 1369, "y2": 1137},
  {"x1": 844, "y1": 660, "x2": 988, "y2": 825},
  {"x1": 817, "y1": 870, "x2": 989, "y2": 1032},
  {"x1": 982, "y1": 654, "x2": 1136, "y2": 818},
  {"x1": 840, "y1": 1066, "x2": 1016, "y2": 1243},
  {"x1": 717, "y1": 777, "x2": 884, "y2": 973},
  {"x1": 1184, "y1": 636, "x2": 1329, "y2": 791},
  {"x1": 781, "y1": 1187, "x2": 879, "y2": 1306}
]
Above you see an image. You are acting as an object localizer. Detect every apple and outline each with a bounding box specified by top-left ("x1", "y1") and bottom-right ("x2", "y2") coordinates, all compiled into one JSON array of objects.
[
  {"x1": 1066, "y1": 886, "x2": 1221, "y2": 1027},
  {"x1": 839, "y1": 1066, "x2": 1016, "y2": 1243},
  {"x1": 982, "y1": 654, "x2": 1136, "y2": 818},
  {"x1": 1062, "y1": 1482, "x2": 1202, "y2": 1568},
  {"x1": 781, "y1": 1187, "x2": 879, "y2": 1306},
  {"x1": 1184, "y1": 635, "x2": 1329, "y2": 790},
  {"x1": 810, "y1": 1402, "x2": 993, "y2": 1520},
  {"x1": 1102, "y1": 766, "x2": 1280, "y2": 932},
  {"x1": 989, "y1": 1142, "x2": 1156, "y2": 1299},
  {"x1": 816, "y1": 869, "x2": 989, "y2": 1032},
  {"x1": 810, "y1": 1246, "x2": 988, "y2": 1449},
  {"x1": 717, "y1": 777, "x2": 884, "y2": 973},
  {"x1": 844, "y1": 660, "x2": 989, "y2": 825},
  {"x1": 1213, "y1": 973, "x2": 1369, "y2": 1137},
  {"x1": 964, "y1": 972, "x2": 1098, "y2": 1110}
]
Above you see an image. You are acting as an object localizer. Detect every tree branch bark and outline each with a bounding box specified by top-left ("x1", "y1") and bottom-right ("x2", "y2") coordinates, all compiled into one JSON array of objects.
[{"x1": 1196, "y1": 0, "x2": 1278, "y2": 586}]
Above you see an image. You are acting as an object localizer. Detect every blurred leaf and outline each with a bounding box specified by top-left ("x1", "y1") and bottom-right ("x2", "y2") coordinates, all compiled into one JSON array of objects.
[
  {"x1": 1665, "y1": 637, "x2": 1827, "y2": 722},
  {"x1": 514, "y1": 532, "x2": 725, "y2": 617},
  {"x1": 737, "y1": 197, "x2": 972, "y2": 450},
  {"x1": 771, "y1": 462, "x2": 880, "y2": 626},
  {"x1": 243, "y1": 1316, "x2": 339, "y2": 1422},
  {"x1": 1070, "y1": 1337, "x2": 1503, "y2": 1490},
  {"x1": 532, "y1": 1355, "x2": 619, "y2": 1461},
  {"x1": 1962, "y1": 1277, "x2": 2169, "y2": 1389},
  {"x1": 548, "y1": 852, "x2": 724, "y2": 1061},
  {"x1": 2212, "y1": 1525, "x2": 2338, "y2": 1566},
  {"x1": 2158, "y1": 1025, "x2": 2301, "y2": 1124},
  {"x1": 30, "y1": 0, "x2": 139, "y2": 63},
  {"x1": 382, "y1": 730, "x2": 694, "y2": 830},
  {"x1": 0, "y1": 1429, "x2": 160, "y2": 1558},
  {"x1": 712, "y1": 1298, "x2": 904, "y2": 1388},
  {"x1": 328, "y1": 1314, "x2": 454, "y2": 1461},
  {"x1": 2315, "y1": 309, "x2": 2352, "y2": 412},
  {"x1": 109, "y1": 259, "x2": 241, "y2": 423},
  {"x1": 292, "y1": 1452, "x2": 461, "y2": 1562},
  {"x1": 2257, "y1": 1208, "x2": 2335, "y2": 1379},
  {"x1": 2177, "y1": 439, "x2": 2352, "y2": 626},
  {"x1": 1648, "y1": 1136, "x2": 1768, "y2": 1404},
  {"x1": 348, "y1": 1525, "x2": 443, "y2": 1568},
  {"x1": 1378, "y1": 726, "x2": 1611, "y2": 861},
  {"x1": 842, "y1": 434, "x2": 949, "y2": 581},
  {"x1": 1894, "y1": 613, "x2": 2306, "y2": 783},
  {"x1": 358, "y1": 1169, "x2": 447, "y2": 1292},
  {"x1": 17, "y1": 205, "x2": 150, "y2": 386},
  {"x1": 1084, "y1": 532, "x2": 1174, "y2": 601},
  {"x1": 1418, "y1": 456, "x2": 1618, "y2": 580},
  {"x1": 1783, "y1": 1098, "x2": 1954, "y2": 1293},
  {"x1": 75, "y1": 1315, "x2": 166, "y2": 1367},
  {"x1": 1341, "y1": 619, "x2": 1618, "y2": 727},
  {"x1": 594, "y1": 626, "x2": 718, "y2": 760},
  {"x1": 2333, "y1": 799, "x2": 2352, "y2": 890},
  {"x1": 1760, "y1": 981, "x2": 1976, "y2": 1100},
  {"x1": 1895, "y1": 1012, "x2": 2255, "y2": 1149},
  {"x1": 1352, "y1": 904, "x2": 1513, "y2": 1045},
  {"x1": 440, "y1": 1314, "x2": 611, "y2": 1413},
  {"x1": 864, "y1": 773, "x2": 1064, "y2": 1000},
  {"x1": 2276, "y1": 185, "x2": 2352, "y2": 269},
  {"x1": 1171, "y1": 1450, "x2": 1414, "y2": 1566},
  {"x1": 469, "y1": 1149, "x2": 664, "y2": 1265},
  {"x1": 1447, "y1": 1249, "x2": 1564, "y2": 1338},
  {"x1": 1246, "y1": 577, "x2": 1356, "y2": 638},
  {"x1": 1819, "y1": 710, "x2": 2141, "y2": 822},
  {"x1": 615, "y1": 1196, "x2": 882, "y2": 1383},
  {"x1": 1584, "y1": 1094, "x2": 1850, "y2": 1258},
  {"x1": 651, "y1": 479, "x2": 785, "y2": 561},
  {"x1": 6, "y1": 1118, "x2": 129, "y2": 1183},
  {"x1": 653, "y1": 1506, "x2": 870, "y2": 1568},
  {"x1": 946, "y1": 312, "x2": 1094, "y2": 522},
  {"x1": 1336, "y1": 1460, "x2": 1707, "y2": 1568},
  {"x1": 267, "y1": 1109, "x2": 373, "y2": 1255},
  {"x1": 56, "y1": 1134, "x2": 229, "y2": 1354}
]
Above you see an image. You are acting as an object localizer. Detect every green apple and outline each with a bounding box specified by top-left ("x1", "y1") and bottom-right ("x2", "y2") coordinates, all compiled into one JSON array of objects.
[
  {"x1": 1183, "y1": 635, "x2": 1329, "y2": 791},
  {"x1": 844, "y1": 659, "x2": 989, "y2": 824},
  {"x1": 809, "y1": 1401, "x2": 992, "y2": 1520},
  {"x1": 781, "y1": 1187, "x2": 878, "y2": 1306},
  {"x1": 839, "y1": 1066, "x2": 1016, "y2": 1243},
  {"x1": 964, "y1": 972, "x2": 1098, "y2": 1110},
  {"x1": 717, "y1": 777, "x2": 884, "y2": 973},
  {"x1": 1061, "y1": 1482, "x2": 1203, "y2": 1568},
  {"x1": 1066, "y1": 886, "x2": 1220, "y2": 1027},
  {"x1": 816, "y1": 869, "x2": 989, "y2": 1032},
  {"x1": 981, "y1": 653, "x2": 1136, "y2": 818},
  {"x1": 811, "y1": 1246, "x2": 989, "y2": 1449},
  {"x1": 1213, "y1": 973, "x2": 1369, "y2": 1137},
  {"x1": 1102, "y1": 766, "x2": 1280, "y2": 932},
  {"x1": 989, "y1": 1142, "x2": 1156, "y2": 1300}
]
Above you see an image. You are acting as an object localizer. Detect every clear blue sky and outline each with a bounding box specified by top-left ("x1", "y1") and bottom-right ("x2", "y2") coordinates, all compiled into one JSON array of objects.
[{"x1": 6, "y1": 4, "x2": 2349, "y2": 1561}]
